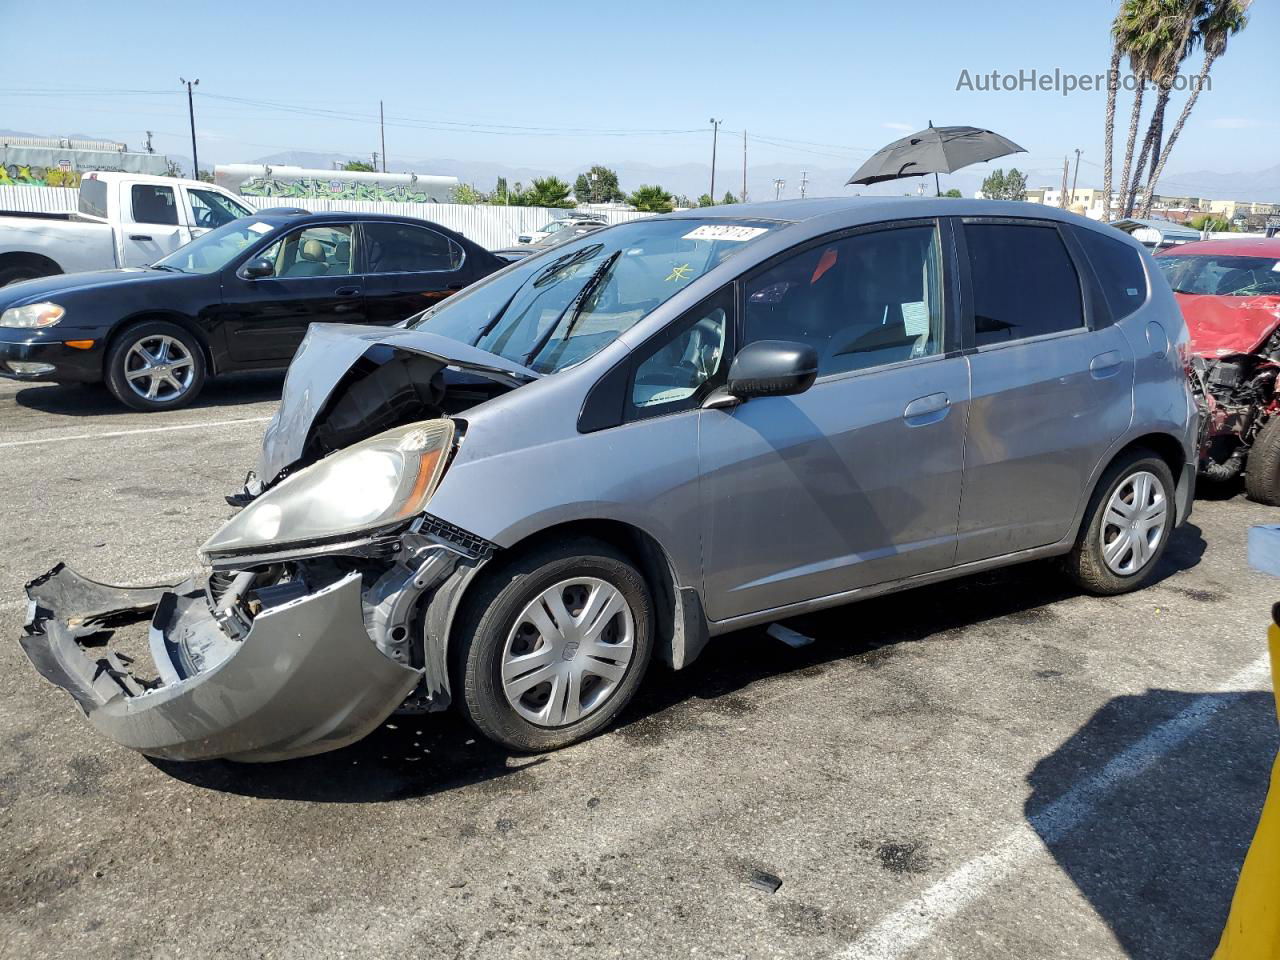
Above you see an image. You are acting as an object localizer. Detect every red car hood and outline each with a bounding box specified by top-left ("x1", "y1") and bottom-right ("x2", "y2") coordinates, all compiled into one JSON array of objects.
[{"x1": 1177, "y1": 292, "x2": 1280, "y2": 358}]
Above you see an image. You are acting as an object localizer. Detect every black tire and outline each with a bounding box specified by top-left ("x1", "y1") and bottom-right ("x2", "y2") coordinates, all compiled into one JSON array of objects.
[
  {"x1": 453, "y1": 537, "x2": 654, "y2": 751},
  {"x1": 0, "y1": 264, "x2": 55, "y2": 288},
  {"x1": 104, "y1": 321, "x2": 207, "y2": 412},
  {"x1": 1063, "y1": 448, "x2": 1176, "y2": 595},
  {"x1": 1245, "y1": 417, "x2": 1280, "y2": 505}
]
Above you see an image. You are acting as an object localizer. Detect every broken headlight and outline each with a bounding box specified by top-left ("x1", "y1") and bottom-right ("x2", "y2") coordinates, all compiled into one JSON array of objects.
[{"x1": 199, "y1": 420, "x2": 455, "y2": 561}]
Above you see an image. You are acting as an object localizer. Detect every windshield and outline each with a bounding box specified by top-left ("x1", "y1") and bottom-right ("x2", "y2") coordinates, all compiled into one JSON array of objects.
[
  {"x1": 1156, "y1": 254, "x2": 1280, "y2": 296},
  {"x1": 411, "y1": 217, "x2": 779, "y2": 374},
  {"x1": 151, "y1": 219, "x2": 277, "y2": 274}
]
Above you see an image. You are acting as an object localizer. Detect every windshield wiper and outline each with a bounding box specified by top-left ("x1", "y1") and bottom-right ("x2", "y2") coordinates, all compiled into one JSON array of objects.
[
  {"x1": 525, "y1": 250, "x2": 621, "y2": 370},
  {"x1": 149, "y1": 263, "x2": 183, "y2": 273}
]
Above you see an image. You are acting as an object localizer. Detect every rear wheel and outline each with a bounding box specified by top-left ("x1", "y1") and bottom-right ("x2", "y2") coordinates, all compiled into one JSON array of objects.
[
  {"x1": 0, "y1": 263, "x2": 54, "y2": 288},
  {"x1": 1244, "y1": 417, "x2": 1280, "y2": 506},
  {"x1": 1063, "y1": 449, "x2": 1175, "y2": 595},
  {"x1": 454, "y1": 538, "x2": 653, "y2": 751},
  {"x1": 104, "y1": 321, "x2": 207, "y2": 412}
]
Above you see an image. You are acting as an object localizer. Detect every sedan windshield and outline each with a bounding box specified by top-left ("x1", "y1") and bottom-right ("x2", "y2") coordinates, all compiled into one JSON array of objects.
[
  {"x1": 411, "y1": 218, "x2": 779, "y2": 374},
  {"x1": 152, "y1": 219, "x2": 279, "y2": 275},
  {"x1": 1156, "y1": 254, "x2": 1280, "y2": 296}
]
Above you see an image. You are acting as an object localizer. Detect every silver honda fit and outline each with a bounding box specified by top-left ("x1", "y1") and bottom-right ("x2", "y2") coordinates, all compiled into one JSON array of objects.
[{"x1": 21, "y1": 198, "x2": 1196, "y2": 761}]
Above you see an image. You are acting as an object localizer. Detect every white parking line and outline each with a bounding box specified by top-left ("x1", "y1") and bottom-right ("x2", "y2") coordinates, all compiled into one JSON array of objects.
[
  {"x1": 0, "y1": 415, "x2": 271, "y2": 450},
  {"x1": 836, "y1": 653, "x2": 1273, "y2": 960}
]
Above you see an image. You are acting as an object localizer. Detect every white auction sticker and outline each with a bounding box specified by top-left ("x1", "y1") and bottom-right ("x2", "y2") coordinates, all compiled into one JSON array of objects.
[
  {"x1": 682, "y1": 224, "x2": 769, "y2": 242},
  {"x1": 247, "y1": 221, "x2": 275, "y2": 234}
]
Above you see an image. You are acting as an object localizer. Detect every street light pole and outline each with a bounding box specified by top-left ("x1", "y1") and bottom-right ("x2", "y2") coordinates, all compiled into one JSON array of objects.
[
  {"x1": 380, "y1": 100, "x2": 387, "y2": 173},
  {"x1": 708, "y1": 118, "x2": 721, "y2": 202},
  {"x1": 180, "y1": 77, "x2": 199, "y2": 179},
  {"x1": 1069, "y1": 148, "x2": 1082, "y2": 207}
]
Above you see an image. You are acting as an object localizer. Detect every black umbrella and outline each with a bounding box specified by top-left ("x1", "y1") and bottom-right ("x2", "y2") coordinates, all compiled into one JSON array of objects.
[{"x1": 848, "y1": 123, "x2": 1025, "y2": 195}]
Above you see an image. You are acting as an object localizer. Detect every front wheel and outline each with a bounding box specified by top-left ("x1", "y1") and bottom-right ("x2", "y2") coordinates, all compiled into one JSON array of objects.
[
  {"x1": 1063, "y1": 449, "x2": 1175, "y2": 595},
  {"x1": 454, "y1": 538, "x2": 653, "y2": 751},
  {"x1": 104, "y1": 321, "x2": 207, "y2": 412}
]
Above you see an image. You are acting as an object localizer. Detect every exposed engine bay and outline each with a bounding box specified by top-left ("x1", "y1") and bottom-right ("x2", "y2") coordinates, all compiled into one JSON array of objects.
[{"x1": 1190, "y1": 328, "x2": 1280, "y2": 482}]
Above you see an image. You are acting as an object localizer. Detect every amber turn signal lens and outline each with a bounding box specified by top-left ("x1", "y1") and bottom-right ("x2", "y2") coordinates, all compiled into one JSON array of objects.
[{"x1": 64, "y1": 340, "x2": 96, "y2": 350}]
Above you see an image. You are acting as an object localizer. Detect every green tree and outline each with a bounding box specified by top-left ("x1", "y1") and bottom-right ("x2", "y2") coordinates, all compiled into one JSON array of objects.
[
  {"x1": 343, "y1": 160, "x2": 376, "y2": 172},
  {"x1": 980, "y1": 168, "x2": 1027, "y2": 201},
  {"x1": 697, "y1": 193, "x2": 714, "y2": 207},
  {"x1": 452, "y1": 183, "x2": 486, "y2": 204},
  {"x1": 673, "y1": 195, "x2": 695, "y2": 209},
  {"x1": 573, "y1": 165, "x2": 625, "y2": 204},
  {"x1": 942, "y1": 188, "x2": 963, "y2": 198},
  {"x1": 629, "y1": 184, "x2": 675, "y2": 213},
  {"x1": 525, "y1": 176, "x2": 574, "y2": 208},
  {"x1": 1189, "y1": 213, "x2": 1233, "y2": 232},
  {"x1": 721, "y1": 191, "x2": 739, "y2": 205},
  {"x1": 197, "y1": 169, "x2": 214, "y2": 183}
]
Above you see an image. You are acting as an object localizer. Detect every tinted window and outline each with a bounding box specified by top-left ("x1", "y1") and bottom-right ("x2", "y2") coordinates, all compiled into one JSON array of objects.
[
  {"x1": 965, "y1": 223, "x2": 1083, "y2": 346},
  {"x1": 630, "y1": 290, "x2": 729, "y2": 414},
  {"x1": 364, "y1": 222, "x2": 463, "y2": 273},
  {"x1": 258, "y1": 225, "x2": 353, "y2": 277},
  {"x1": 131, "y1": 185, "x2": 178, "y2": 226},
  {"x1": 1076, "y1": 227, "x2": 1149, "y2": 319},
  {"x1": 743, "y1": 224, "x2": 944, "y2": 376},
  {"x1": 188, "y1": 189, "x2": 250, "y2": 229},
  {"x1": 79, "y1": 178, "x2": 108, "y2": 218}
]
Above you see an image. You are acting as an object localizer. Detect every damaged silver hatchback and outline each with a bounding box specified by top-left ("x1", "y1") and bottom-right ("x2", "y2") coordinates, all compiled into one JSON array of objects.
[{"x1": 21, "y1": 198, "x2": 1197, "y2": 761}]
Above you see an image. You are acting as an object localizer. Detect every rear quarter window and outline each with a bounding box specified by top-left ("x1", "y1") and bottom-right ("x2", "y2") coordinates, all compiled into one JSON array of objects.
[
  {"x1": 79, "y1": 179, "x2": 108, "y2": 219},
  {"x1": 1075, "y1": 227, "x2": 1149, "y2": 321}
]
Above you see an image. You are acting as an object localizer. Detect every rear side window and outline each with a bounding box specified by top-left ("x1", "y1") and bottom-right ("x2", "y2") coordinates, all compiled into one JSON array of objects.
[
  {"x1": 964, "y1": 223, "x2": 1083, "y2": 347},
  {"x1": 1075, "y1": 227, "x2": 1148, "y2": 320},
  {"x1": 131, "y1": 185, "x2": 179, "y2": 226},
  {"x1": 79, "y1": 179, "x2": 108, "y2": 218},
  {"x1": 363, "y1": 222, "x2": 463, "y2": 273}
]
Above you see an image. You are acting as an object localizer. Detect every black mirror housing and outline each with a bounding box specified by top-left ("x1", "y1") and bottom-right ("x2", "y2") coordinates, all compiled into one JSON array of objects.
[
  {"x1": 243, "y1": 258, "x2": 274, "y2": 280},
  {"x1": 726, "y1": 340, "x2": 819, "y2": 400}
]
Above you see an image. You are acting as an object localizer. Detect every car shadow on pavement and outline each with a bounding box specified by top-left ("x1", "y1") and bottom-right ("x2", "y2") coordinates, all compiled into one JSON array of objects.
[
  {"x1": 151, "y1": 523, "x2": 1208, "y2": 803},
  {"x1": 14, "y1": 372, "x2": 285, "y2": 416},
  {"x1": 1026, "y1": 688, "x2": 1278, "y2": 960}
]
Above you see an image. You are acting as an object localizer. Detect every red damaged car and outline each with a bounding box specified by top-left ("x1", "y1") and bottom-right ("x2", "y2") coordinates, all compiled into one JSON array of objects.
[{"x1": 1155, "y1": 238, "x2": 1280, "y2": 502}]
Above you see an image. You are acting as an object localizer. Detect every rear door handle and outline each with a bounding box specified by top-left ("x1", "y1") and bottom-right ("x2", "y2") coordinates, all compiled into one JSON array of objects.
[
  {"x1": 1090, "y1": 350, "x2": 1124, "y2": 379},
  {"x1": 129, "y1": 234, "x2": 152, "y2": 241},
  {"x1": 335, "y1": 286, "x2": 361, "y2": 297},
  {"x1": 903, "y1": 392, "x2": 950, "y2": 426}
]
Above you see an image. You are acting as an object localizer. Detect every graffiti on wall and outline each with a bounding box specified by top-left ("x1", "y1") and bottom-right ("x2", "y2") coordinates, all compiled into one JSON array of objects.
[
  {"x1": 236, "y1": 176, "x2": 438, "y2": 203},
  {"x1": 0, "y1": 162, "x2": 84, "y2": 188}
]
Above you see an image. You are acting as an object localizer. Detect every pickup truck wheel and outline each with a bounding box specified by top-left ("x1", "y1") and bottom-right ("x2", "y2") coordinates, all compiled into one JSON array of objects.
[
  {"x1": 454, "y1": 538, "x2": 653, "y2": 752},
  {"x1": 105, "y1": 322, "x2": 207, "y2": 412},
  {"x1": 1244, "y1": 418, "x2": 1280, "y2": 506},
  {"x1": 0, "y1": 263, "x2": 55, "y2": 287}
]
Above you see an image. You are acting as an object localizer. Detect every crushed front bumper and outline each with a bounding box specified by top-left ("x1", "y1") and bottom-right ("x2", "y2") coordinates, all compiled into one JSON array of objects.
[{"x1": 20, "y1": 564, "x2": 423, "y2": 763}]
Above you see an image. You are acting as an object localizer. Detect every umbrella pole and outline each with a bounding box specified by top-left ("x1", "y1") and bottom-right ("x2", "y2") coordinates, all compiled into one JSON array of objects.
[{"x1": 935, "y1": 172, "x2": 941, "y2": 197}]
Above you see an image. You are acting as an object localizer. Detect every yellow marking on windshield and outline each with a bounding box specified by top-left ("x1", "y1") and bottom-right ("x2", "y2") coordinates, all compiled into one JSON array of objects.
[{"x1": 666, "y1": 263, "x2": 693, "y2": 282}]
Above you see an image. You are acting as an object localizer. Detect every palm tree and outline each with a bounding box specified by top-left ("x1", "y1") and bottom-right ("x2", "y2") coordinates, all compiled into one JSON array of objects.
[
  {"x1": 628, "y1": 185, "x2": 674, "y2": 213},
  {"x1": 1112, "y1": 0, "x2": 1163, "y2": 223},
  {"x1": 1101, "y1": 37, "x2": 1125, "y2": 220},
  {"x1": 1140, "y1": 0, "x2": 1251, "y2": 217}
]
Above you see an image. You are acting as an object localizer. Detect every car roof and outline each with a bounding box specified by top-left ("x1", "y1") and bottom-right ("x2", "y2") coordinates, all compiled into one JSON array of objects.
[
  {"x1": 242, "y1": 210, "x2": 481, "y2": 250},
  {"x1": 1155, "y1": 237, "x2": 1280, "y2": 258}
]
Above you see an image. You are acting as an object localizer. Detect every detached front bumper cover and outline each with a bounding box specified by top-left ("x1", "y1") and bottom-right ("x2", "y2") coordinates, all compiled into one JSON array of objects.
[{"x1": 20, "y1": 564, "x2": 422, "y2": 762}]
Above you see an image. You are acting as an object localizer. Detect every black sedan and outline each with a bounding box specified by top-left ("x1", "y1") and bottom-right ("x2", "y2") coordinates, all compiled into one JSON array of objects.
[{"x1": 0, "y1": 211, "x2": 504, "y2": 410}]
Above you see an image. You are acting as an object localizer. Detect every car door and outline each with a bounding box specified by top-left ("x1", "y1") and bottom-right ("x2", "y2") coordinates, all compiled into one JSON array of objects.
[
  {"x1": 953, "y1": 217, "x2": 1134, "y2": 564},
  {"x1": 698, "y1": 219, "x2": 972, "y2": 623},
  {"x1": 360, "y1": 221, "x2": 471, "y2": 326},
  {"x1": 120, "y1": 183, "x2": 191, "y2": 267},
  {"x1": 217, "y1": 222, "x2": 366, "y2": 366}
]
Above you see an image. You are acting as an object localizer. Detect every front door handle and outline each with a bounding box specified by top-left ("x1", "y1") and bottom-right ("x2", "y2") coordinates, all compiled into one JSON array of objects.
[
  {"x1": 1090, "y1": 350, "x2": 1124, "y2": 379},
  {"x1": 446, "y1": 282, "x2": 465, "y2": 291},
  {"x1": 335, "y1": 286, "x2": 361, "y2": 297},
  {"x1": 129, "y1": 234, "x2": 153, "y2": 241},
  {"x1": 903, "y1": 392, "x2": 950, "y2": 426}
]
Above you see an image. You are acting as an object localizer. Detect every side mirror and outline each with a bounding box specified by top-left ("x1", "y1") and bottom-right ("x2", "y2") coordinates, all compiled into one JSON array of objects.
[
  {"x1": 725, "y1": 340, "x2": 818, "y2": 400},
  {"x1": 242, "y1": 258, "x2": 274, "y2": 280}
]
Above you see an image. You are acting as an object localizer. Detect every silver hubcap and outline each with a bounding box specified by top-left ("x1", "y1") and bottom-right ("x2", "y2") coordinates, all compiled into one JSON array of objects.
[
  {"x1": 501, "y1": 577, "x2": 635, "y2": 727},
  {"x1": 123, "y1": 334, "x2": 194, "y2": 402},
  {"x1": 1101, "y1": 470, "x2": 1168, "y2": 576}
]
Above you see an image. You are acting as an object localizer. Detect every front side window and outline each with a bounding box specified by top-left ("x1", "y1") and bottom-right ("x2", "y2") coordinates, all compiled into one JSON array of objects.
[
  {"x1": 742, "y1": 224, "x2": 944, "y2": 376},
  {"x1": 410, "y1": 217, "x2": 778, "y2": 375},
  {"x1": 132, "y1": 184, "x2": 178, "y2": 226},
  {"x1": 152, "y1": 219, "x2": 275, "y2": 274},
  {"x1": 965, "y1": 222, "x2": 1083, "y2": 346},
  {"x1": 1155, "y1": 254, "x2": 1280, "y2": 297},
  {"x1": 258, "y1": 225, "x2": 354, "y2": 278},
  {"x1": 363, "y1": 222, "x2": 462, "y2": 273},
  {"x1": 188, "y1": 189, "x2": 251, "y2": 229},
  {"x1": 630, "y1": 289, "x2": 729, "y2": 413}
]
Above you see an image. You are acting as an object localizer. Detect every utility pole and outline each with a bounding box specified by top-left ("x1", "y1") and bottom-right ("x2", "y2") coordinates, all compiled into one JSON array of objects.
[
  {"x1": 144, "y1": 130, "x2": 154, "y2": 154},
  {"x1": 1060, "y1": 156, "x2": 1070, "y2": 209},
  {"x1": 741, "y1": 128, "x2": 747, "y2": 202},
  {"x1": 773, "y1": 178, "x2": 785, "y2": 200},
  {"x1": 799, "y1": 170, "x2": 809, "y2": 199},
  {"x1": 379, "y1": 100, "x2": 387, "y2": 173},
  {"x1": 1069, "y1": 148, "x2": 1082, "y2": 207},
  {"x1": 708, "y1": 118, "x2": 721, "y2": 201},
  {"x1": 371, "y1": 152, "x2": 379, "y2": 172},
  {"x1": 179, "y1": 77, "x2": 199, "y2": 179}
]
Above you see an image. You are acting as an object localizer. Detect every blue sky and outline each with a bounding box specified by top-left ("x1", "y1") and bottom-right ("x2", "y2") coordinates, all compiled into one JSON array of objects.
[{"x1": 1, "y1": 0, "x2": 1275, "y2": 189}]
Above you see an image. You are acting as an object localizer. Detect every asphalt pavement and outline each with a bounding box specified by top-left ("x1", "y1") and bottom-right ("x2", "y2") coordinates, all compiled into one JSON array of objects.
[{"x1": 0, "y1": 374, "x2": 1275, "y2": 960}]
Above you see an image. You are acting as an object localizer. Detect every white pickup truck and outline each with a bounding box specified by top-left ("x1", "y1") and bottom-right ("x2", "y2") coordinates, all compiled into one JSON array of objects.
[{"x1": 0, "y1": 172, "x2": 255, "y2": 287}]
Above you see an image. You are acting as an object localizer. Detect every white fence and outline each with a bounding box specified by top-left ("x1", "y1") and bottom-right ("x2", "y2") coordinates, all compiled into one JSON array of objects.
[{"x1": 0, "y1": 185, "x2": 647, "y2": 251}]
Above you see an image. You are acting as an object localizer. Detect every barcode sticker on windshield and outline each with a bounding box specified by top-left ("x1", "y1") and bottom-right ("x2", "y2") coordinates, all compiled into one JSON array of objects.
[
  {"x1": 247, "y1": 221, "x2": 274, "y2": 234},
  {"x1": 682, "y1": 225, "x2": 768, "y2": 242}
]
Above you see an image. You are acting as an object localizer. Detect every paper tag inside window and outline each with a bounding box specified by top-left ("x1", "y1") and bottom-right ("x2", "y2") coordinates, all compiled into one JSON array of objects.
[
  {"x1": 901, "y1": 301, "x2": 930, "y2": 337},
  {"x1": 682, "y1": 225, "x2": 768, "y2": 242},
  {"x1": 247, "y1": 221, "x2": 275, "y2": 235}
]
